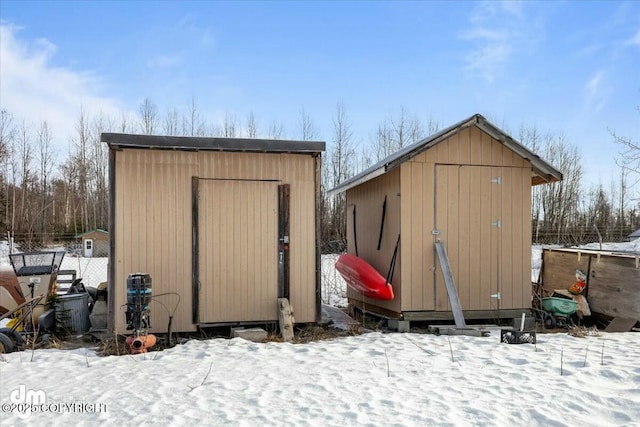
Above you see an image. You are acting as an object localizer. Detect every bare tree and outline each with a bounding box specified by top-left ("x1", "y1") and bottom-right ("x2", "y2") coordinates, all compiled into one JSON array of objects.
[
  {"x1": 163, "y1": 107, "x2": 180, "y2": 136},
  {"x1": 268, "y1": 120, "x2": 285, "y2": 140},
  {"x1": 119, "y1": 111, "x2": 133, "y2": 133},
  {"x1": 373, "y1": 108, "x2": 435, "y2": 162},
  {"x1": 0, "y1": 110, "x2": 12, "y2": 168},
  {"x1": 392, "y1": 106, "x2": 408, "y2": 149},
  {"x1": 617, "y1": 166, "x2": 631, "y2": 237},
  {"x1": 612, "y1": 106, "x2": 640, "y2": 200},
  {"x1": 0, "y1": 110, "x2": 16, "y2": 230},
  {"x1": 73, "y1": 107, "x2": 92, "y2": 233},
  {"x1": 182, "y1": 96, "x2": 206, "y2": 136},
  {"x1": 425, "y1": 116, "x2": 440, "y2": 136},
  {"x1": 520, "y1": 126, "x2": 583, "y2": 242},
  {"x1": 37, "y1": 121, "x2": 56, "y2": 241},
  {"x1": 330, "y1": 102, "x2": 355, "y2": 188},
  {"x1": 17, "y1": 121, "x2": 35, "y2": 236},
  {"x1": 139, "y1": 97, "x2": 158, "y2": 135},
  {"x1": 374, "y1": 121, "x2": 394, "y2": 161},
  {"x1": 520, "y1": 125, "x2": 544, "y2": 237},
  {"x1": 326, "y1": 101, "x2": 355, "y2": 243},
  {"x1": 539, "y1": 134, "x2": 582, "y2": 239},
  {"x1": 222, "y1": 113, "x2": 238, "y2": 138},
  {"x1": 246, "y1": 111, "x2": 258, "y2": 138},
  {"x1": 299, "y1": 107, "x2": 317, "y2": 141},
  {"x1": 91, "y1": 112, "x2": 113, "y2": 229}
]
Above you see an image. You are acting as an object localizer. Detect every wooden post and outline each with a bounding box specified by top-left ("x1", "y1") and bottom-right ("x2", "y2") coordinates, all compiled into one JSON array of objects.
[
  {"x1": 191, "y1": 176, "x2": 200, "y2": 324},
  {"x1": 278, "y1": 184, "x2": 290, "y2": 299},
  {"x1": 107, "y1": 149, "x2": 116, "y2": 333},
  {"x1": 435, "y1": 240, "x2": 467, "y2": 329},
  {"x1": 278, "y1": 298, "x2": 295, "y2": 342}
]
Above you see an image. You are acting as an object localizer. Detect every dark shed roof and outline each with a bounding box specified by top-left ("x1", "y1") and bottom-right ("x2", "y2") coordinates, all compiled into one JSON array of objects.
[
  {"x1": 75, "y1": 229, "x2": 108, "y2": 239},
  {"x1": 628, "y1": 229, "x2": 640, "y2": 239},
  {"x1": 328, "y1": 114, "x2": 563, "y2": 195},
  {"x1": 101, "y1": 133, "x2": 325, "y2": 154}
]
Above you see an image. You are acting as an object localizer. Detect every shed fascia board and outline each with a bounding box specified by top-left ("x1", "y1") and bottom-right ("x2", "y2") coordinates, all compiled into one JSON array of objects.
[
  {"x1": 327, "y1": 113, "x2": 563, "y2": 195},
  {"x1": 474, "y1": 119, "x2": 563, "y2": 185},
  {"x1": 101, "y1": 133, "x2": 325, "y2": 154}
]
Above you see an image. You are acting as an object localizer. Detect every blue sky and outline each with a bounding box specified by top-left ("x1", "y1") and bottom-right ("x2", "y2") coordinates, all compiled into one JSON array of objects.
[{"x1": 1, "y1": 1, "x2": 638, "y2": 188}]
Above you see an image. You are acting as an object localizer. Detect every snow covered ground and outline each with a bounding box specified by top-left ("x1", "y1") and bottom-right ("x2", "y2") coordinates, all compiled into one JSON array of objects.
[
  {"x1": 1, "y1": 328, "x2": 639, "y2": 426},
  {"x1": 1, "y1": 239, "x2": 639, "y2": 426}
]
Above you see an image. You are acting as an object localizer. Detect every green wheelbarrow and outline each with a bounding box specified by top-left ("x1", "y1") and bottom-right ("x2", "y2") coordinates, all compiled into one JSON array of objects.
[{"x1": 541, "y1": 297, "x2": 578, "y2": 328}]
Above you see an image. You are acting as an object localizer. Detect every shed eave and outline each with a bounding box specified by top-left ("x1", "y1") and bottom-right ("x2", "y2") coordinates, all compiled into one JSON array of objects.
[
  {"x1": 326, "y1": 166, "x2": 387, "y2": 196},
  {"x1": 101, "y1": 133, "x2": 325, "y2": 154}
]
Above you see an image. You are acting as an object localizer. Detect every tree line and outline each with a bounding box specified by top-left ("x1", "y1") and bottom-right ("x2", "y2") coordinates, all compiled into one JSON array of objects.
[{"x1": 0, "y1": 98, "x2": 638, "y2": 249}]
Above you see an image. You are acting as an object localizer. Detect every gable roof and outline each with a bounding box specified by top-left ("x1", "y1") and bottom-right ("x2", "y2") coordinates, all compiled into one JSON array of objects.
[
  {"x1": 75, "y1": 229, "x2": 108, "y2": 238},
  {"x1": 628, "y1": 229, "x2": 640, "y2": 239},
  {"x1": 328, "y1": 114, "x2": 563, "y2": 195},
  {"x1": 101, "y1": 133, "x2": 325, "y2": 154}
]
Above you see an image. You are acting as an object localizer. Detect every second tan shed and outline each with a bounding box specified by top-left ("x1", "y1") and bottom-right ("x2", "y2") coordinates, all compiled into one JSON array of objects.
[{"x1": 329, "y1": 114, "x2": 562, "y2": 323}]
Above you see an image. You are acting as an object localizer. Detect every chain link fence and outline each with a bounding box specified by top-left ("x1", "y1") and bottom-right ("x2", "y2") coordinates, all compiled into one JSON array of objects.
[
  {"x1": 532, "y1": 225, "x2": 635, "y2": 246},
  {"x1": 1, "y1": 233, "x2": 107, "y2": 289},
  {"x1": 4, "y1": 225, "x2": 637, "y2": 306}
]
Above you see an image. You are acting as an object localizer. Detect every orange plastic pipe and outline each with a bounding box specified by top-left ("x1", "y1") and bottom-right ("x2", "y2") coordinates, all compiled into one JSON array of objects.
[{"x1": 125, "y1": 334, "x2": 157, "y2": 353}]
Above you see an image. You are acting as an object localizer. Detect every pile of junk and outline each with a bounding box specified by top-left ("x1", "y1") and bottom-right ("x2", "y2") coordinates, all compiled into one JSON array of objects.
[
  {"x1": 533, "y1": 269, "x2": 591, "y2": 328},
  {"x1": 0, "y1": 251, "x2": 108, "y2": 353}
]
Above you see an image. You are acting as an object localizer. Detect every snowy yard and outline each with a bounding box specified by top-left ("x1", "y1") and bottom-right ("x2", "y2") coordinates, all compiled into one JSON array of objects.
[{"x1": 1, "y1": 328, "x2": 639, "y2": 426}]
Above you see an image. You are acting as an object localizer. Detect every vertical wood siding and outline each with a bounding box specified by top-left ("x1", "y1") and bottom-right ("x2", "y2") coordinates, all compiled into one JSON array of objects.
[
  {"x1": 198, "y1": 179, "x2": 278, "y2": 322},
  {"x1": 113, "y1": 150, "x2": 318, "y2": 333},
  {"x1": 394, "y1": 126, "x2": 533, "y2": 313},
  {"x1": 346, "y1": 168, "x2": 401, "y2": 314},
  {"x1": 114, "y1": 150, "x2": 198, "y2": 333}
]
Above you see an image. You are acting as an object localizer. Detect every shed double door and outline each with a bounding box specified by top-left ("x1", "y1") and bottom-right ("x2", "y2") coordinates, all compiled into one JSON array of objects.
[
  {"x1": 434, "y1": 165, "x2": 529, "y2": 311},
  {"x1": 198, "y1": 179, "x2": 279, "y2": 323}
]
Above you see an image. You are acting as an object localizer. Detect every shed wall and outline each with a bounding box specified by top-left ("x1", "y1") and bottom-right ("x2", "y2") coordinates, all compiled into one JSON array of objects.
[
  {"x1": 112, "y1": 149, "x2": 318, "y2": 333},
  {"x1": 400, "y1": 126, "x2": 532, "y2": 313},
  {"x1": 346, "y1": 126, "x2": 533, "y2": 317},
  {"x1": 400, "y1": 126, "x2": 531, "y2": 311},
  {"x1": 80, "y1": 231, "x2": 109, "y2": 257},
  {"x1": 346, "y1": 168, "x2": 401, "y2": 314},
  {"x1": 84, "y1": 239, "x2": 109, "y2": 257}
]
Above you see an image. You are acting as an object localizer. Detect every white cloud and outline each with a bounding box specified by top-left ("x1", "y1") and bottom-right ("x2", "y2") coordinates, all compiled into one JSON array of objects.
[
  {"x1": 0, "y1": 23, "x2": 122, "y2": 147},
  {"x1": 583, "y1": 70, "x2": 608, "y2": 113},
  {"x1": 459, "y1": 2, "x2": 529, "y2": 84},
  {"x1": 627, "y1": 29, "x2": 640, "y2": 47},
  {"x1": 177, "y1": 14, "x2": 214, "y2": 48},
  {"x1": 147, "y1": 55, "x2": 183, "y2": 68}
]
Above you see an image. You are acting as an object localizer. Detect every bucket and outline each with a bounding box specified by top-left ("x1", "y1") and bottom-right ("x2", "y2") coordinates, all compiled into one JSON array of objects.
[{"x1": 55, "y1": 293, "x2": 90, "y2": 333}]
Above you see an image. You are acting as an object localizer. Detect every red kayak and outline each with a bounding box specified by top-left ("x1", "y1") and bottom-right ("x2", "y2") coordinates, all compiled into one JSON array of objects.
[{"x1": 335, "y1": 254, "x2": 394, "y2": 300}]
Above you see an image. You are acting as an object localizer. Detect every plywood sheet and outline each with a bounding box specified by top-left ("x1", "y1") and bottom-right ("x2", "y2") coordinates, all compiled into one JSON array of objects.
[
  {"x1": 541, "y1": 250, "x2": 590, "y2": 294},
  {"x1": 588, "y1": 255, "x2": 640, "y2": 320}
]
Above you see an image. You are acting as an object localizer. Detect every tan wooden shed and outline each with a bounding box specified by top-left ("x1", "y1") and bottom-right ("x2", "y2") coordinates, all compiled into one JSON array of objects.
[
  {"x1": 329, "y1": 114, "x2": 562, "y2": 322},
  {"x1": 76, "y1": 229, "x2": 109, "y2": 257},
  {"x1": 102, "y1": 133, "x2": 325, "y2": 333}
]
